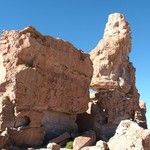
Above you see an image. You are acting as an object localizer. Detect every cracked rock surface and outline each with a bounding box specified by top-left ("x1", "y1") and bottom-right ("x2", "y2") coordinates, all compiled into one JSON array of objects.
[
  {"x1": 77, "y1": 13, "x2": 147, "y2": 141},
  {"x1": 0, "y1": 26, "x2": 93, "y2": 146}
]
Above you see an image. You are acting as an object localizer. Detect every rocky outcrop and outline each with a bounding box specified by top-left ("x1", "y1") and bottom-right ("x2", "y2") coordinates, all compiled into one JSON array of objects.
[
  {"x1": 90, "y1": 13, "x2": 132, "y2": 92},
  {"x1": 49, "y1": 132, "x2": 71, "y2": 144},
  {"x1": 0, "y1": 13, "x2": 148, "y2": 149},
  {"x1": 108, "y1": 120, "x2": 150, "y2": 150},
  {"x1": 77, "y1": 13, "x2": 147, "y2": 141},
  {"x1": 0, "y1": 26, "x2": 93, "y2": 147}
]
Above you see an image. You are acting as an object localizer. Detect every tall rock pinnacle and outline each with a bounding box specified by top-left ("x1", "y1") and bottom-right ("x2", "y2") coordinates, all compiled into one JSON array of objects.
[
  {"x1": 90, "y1": 13, "x2": 132, "y2": 93},
  {"x1": 77, "y1": 13, "x2": 147, "y2": 141}
]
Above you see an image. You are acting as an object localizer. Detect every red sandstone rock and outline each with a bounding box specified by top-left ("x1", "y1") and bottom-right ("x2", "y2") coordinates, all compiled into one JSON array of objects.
[
  {"x1": 77, "y1": 13, "x2": 147, "y2": 142},
  {"x1": 81, "y1": 140, "x2": 108, "y2": 150},
  {"x1": 90, "y1": 13, "x2": 132, "y2": 93},
  {"x1": 0, "y1": 96, "x2": 15, "y2": 130},
  {"x1": 49, "y1": 132, "x2": 71, "y2": 144},
  {"x1": 73, "y1": 130, "x2": 96, "y2": 150},
  {"x1": 0, "y1": 130, "x2": 12, "y2": 149},
  {"x1": 108, "y1": 120, "x2": 150, "y2": 150},
  {"x1": 8, "y1": 127, "x2": 45, "y2": 147},
  {"x1": 0, "y1": 26, "x2": 93, "y2": 147},
  {"x1": 47, "y1": 142, "x2": 60, "y2": 150},
  {"x1": 1, "y1": 26, "x2": 92, "y2": 114}
]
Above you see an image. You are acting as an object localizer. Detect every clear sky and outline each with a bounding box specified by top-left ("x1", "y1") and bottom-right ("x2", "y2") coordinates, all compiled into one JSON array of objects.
[{"x1": 0, "y1": 0, "x2": 150, "y2": 128}]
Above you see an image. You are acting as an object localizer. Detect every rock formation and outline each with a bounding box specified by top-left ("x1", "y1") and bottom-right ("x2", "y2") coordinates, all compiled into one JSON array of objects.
[
  {"x1": 0, "y1": 13, "x2": 149, "y2": 150},
  {"x1": 108, "y1": 120, "x2": 150, "y2": 150},
  {"x1": 77, "y1": 13, "x2": 147, "y2": 140},
  {"x1": 90, "y1": 13, "x2": 132, "y2": 92},
  {"x1": 0, "y1": 26, "x2": 93, "y2": 147}
]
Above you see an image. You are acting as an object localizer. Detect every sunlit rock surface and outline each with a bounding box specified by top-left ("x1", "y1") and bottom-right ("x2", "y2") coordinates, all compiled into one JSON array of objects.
[{"x1": 0, "y1": 26, "x2": 93, "y2": 146}]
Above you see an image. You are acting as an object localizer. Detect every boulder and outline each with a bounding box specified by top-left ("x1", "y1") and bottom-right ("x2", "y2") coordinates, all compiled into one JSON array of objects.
[
  {"x1": 89, "y1": 13, "x2": 141, "y2": 122},
  {"x1": 0, "y1": 130, "x2": 12, "y2": 149},
  {"x1": 81, "y1": 140, "x2": 108, "y2": 150},
  {"x1": 49, "y1": 132, "x2": 71, "y2": 144},
  {"x1": 135, "y1": 101, "x2": 147, "y2": 129},
  {"x1": 96, "y1": 140, "x2": 109, "y2": 149},
  {"x1": 8, "y1": 127, "x2": 45, "y2": 147},
  {"x1": 73, "y1": 130, "x2": 96, "y2": 150},
  {"x1": 108, "y1": 120, "x2": 150, "y2": 150},
  {"x1": 47, "y1": 142, "x2": 60, "y2": 150},
  {"x1": 0, "y1": 96, "x2": 15, "y2": 130},
  {"x1": 0, "y1": 26, "x2": 92, "y2": 114}
]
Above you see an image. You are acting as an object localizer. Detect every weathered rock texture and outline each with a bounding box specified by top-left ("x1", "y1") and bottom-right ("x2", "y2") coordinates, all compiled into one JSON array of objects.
[
  {"x1": 77, "y1": 13, "x2": 147, "y2": 141},
  {"x1": 81, "y1": 140, "x2": 109, "y2": 150},
  {"x1": 0, "y1": 130, "x2": 12, "y2": 150},
  {"x1": 47, "y1": 142, "x2": 60, "y2": 150},
  {"x1": 90, "y1": 13, "x2": 132, "y2": 92},
  {"x1": 108, "y1": 120, "x2": 150, "y2": 150},
  {"x1": 73, "y1": 130, "x2": 96, "y2": 150},
  {"x1": 0, "y1": 26, "x2": 93, "y2": 147},
  {"x1": 0, "y1": 13, "x2": 148, "y2": 150}
]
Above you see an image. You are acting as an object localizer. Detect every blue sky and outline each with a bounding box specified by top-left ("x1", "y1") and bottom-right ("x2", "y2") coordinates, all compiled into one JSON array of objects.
[{"x1": 1, "y1": 0, "x2": 150, "y2": 128}]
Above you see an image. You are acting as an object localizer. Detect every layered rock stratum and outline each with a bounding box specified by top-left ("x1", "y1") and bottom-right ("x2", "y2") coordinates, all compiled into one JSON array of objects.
[{"x1": 0, "y1": 13, "x2": 149, "y2": 150}]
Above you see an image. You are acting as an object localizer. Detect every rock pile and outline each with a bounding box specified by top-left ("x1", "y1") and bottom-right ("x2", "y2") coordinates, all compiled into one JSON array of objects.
[{"x1": 0, "y1": 26, "x2": 93, "y2": 147}]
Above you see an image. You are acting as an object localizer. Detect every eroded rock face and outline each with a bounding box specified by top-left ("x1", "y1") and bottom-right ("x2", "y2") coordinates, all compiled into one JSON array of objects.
[
  {"x1": 77, "y1": 13, "x2": 147, "y2": 141},
  {"x1": 135, "y1": 101, "x2": 147, "y2": 129},
  {"x1": 0, "y1": 26, "x2": 93, "y2": 147},
  {"x1": 90, "y1": 13, "x2": 132, "y2": 92},
  {"x1": 108, "y1": 120, "x2": 150, "y2": 150},
  {"x1": 90, "y1": 13, "x2": 147, "y2": 127},
  {"x1": 78, "y1": 90, "x2": 138, "y2": 140},
  {"x1": 0, "y1": 130, "x2": 12, "y2": 150}
]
